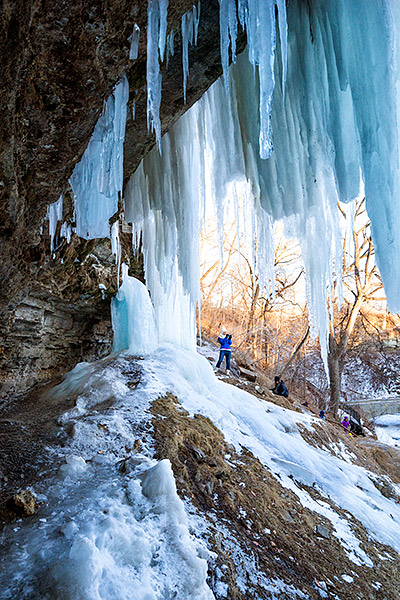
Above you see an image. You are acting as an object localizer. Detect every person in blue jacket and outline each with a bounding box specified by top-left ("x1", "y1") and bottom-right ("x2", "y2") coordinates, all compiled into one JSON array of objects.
[{"x1": 215, "y1": 327, "x2": 232, "y2": 373}]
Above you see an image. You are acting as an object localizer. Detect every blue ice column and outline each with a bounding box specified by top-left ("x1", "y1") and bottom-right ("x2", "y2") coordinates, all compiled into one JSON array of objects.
[{"x1": 111, "y1": 264, "x2": 158, "y2": 354}]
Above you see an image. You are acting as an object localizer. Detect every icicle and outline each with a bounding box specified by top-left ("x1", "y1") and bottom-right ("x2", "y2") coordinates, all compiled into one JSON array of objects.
[
  {"x1": 46, "y1": 195, "x2": 63, "y2": 253},
  {"x1": 181, "y1": 12, "x2": 191, "y2": 103},
  {"x1": 129, "y1": 23, "x2": 140, "y2": 60},
  {"x1": 60, "y1": 222, "x2": 72, "y2": 244},
  {"x1": 69, "y1": 75, "x2": 129, "y2": 239},
  {"x1": 275, "y1": 0, "x2": 287, "y2": 93},
  {"x1": 250, "y1": 0, "x2": 276, "y2": 159},
  {"x1": 132, "y1": 224, "x2": 141, "y2": 256},
  {"x1": 219, "y1": 0, "x2": 287, "y2": 158},
  {"x1": 193, "y1": 1, "x2": 201, "y2": 44},
  {"x1": 218, "y1": 0, "x2": 237, "y2": 90},
  {"x1": 147, "y1": 0, "x2": 169, "y2": 151},
  {"x1": 166, "y1": 30, "x2": 174, "y2": 65},
  {"x1": 111, "y1": 221, "x2": 122, "y2": 288},
  {"x1": 181, "y1": 3, "x2": 201, "y2": 103},
  {"x1": 158, "y1": 0, "x2": 169, "y2": 62}
]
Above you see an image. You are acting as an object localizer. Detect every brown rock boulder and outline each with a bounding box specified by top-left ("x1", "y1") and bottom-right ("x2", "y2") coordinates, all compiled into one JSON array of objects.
[{"x1": 7, "y1": 489, "x2": 38, "y2": 517}]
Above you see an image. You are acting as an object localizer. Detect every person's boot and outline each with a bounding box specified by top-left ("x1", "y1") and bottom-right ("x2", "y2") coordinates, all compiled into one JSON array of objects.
[{"x1": 226, "y1": 369, "x2": 231, "y2": 375}]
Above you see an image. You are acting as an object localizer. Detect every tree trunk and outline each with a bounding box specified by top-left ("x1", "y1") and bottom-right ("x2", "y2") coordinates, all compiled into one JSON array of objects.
[
  {"x1": 247, "y1": 283, "x2": 260, "y2": 331},
  {"x1": 327, "y1": 334, "x2": 341, "y2": 416},
  {"x1": 280, "y1": 326, "x2": 310, "y2": 379},
  {"x1": 327, "y1": 352, "x2": 341, "y2": 415}
]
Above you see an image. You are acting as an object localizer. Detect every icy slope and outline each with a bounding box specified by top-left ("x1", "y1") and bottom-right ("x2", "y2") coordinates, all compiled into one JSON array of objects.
[
  {"x1": 144, "y1": 345, "x2": 400, "y2": 560},
  {"x1": 1, "y1": 347, "x2": 399, "y2": 599},
  {"x1": 375, "y1": 414, "x2": 400, "y2": 448},
  {"x1": 0, "y1": 354, "x2": 214, "y2": 600}
]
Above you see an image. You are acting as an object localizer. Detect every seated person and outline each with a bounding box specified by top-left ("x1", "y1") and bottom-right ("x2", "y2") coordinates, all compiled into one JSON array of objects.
[
  {"x1": 341, "y1": 416, "x2": 350, "y2": 432},
  {"x1": 271, "y1": 376, "x2": 289, "y2": 398}
]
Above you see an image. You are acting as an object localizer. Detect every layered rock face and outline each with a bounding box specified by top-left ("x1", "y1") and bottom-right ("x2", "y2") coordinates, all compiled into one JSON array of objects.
[{"x1": 0, "y1": 0, "x2": 241, "y2": 397}]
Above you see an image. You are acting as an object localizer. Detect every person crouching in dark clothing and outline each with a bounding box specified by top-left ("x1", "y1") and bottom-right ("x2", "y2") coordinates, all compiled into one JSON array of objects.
[
  {"x1": 349, "y1": 417, "x2": 364, "y2": 436},
  {"x1": 271, "y1": 376, "x2": 289, "y2": 398}
]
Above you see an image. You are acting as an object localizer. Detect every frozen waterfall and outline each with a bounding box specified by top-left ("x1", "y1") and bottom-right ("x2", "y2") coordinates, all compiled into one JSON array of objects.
[
  {"x1": 123, "y1": 0, "x2": 400, "y2": 357},
  {"x1": 65, "y1": 0, "x2": 400, "y2": 353},
  {"x1": 124, "y1": 48, "x2": 342, "y2": 355}
]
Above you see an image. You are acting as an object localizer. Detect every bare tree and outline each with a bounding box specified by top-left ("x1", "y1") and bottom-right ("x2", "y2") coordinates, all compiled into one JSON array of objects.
[
  {"x1": 327, "y1": 198, "x2": 384, "y2": 415},
  {"x1": 200, "y1": 218, "x2": 306, "y2": 372}
]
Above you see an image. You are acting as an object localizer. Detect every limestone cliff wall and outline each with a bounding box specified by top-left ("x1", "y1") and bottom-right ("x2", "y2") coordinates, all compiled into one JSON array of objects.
[{"x1": 0, "y1": 0, "x2": 244, "y2": 397}]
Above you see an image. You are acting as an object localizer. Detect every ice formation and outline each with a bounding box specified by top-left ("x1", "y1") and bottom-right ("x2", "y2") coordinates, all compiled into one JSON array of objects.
[
  {"x1": 111, "y1": 221, "x2": 121, "y2": 287},
  {"x1": 264, "y1": 0, "x2": 400, "y2": 315},
  {"x1": 57, "y1": 0, "x2": 400, "y2": 354},
  {"x1": 146, "y1": 0, "x2": 169, "y2": 150},
  {"x1": 219, "y1": 0, "x2": 287, "y2": 160},
  {"x1": 129, "y1": 23, "x2": 140, "y2": 60},
  {"x1": 69, "y1": 75, "x2": 129, "y2": 240},
  {"x1": 60, "y1": 221, "x2": 72, "y2": 245},
  {"x1": 124, "y1": 49, "x2": 341, "y2": 356},
  {"x1": 374, "y1": 414, "x2": 400, "y2": 448},
  {"x1": 122, "y1": 0, "x2": 400, "y2": 361},
  {"x1": 46, "y1": 194, "x2": 63, "y2": 253},
  {"x1": 111, "y1": 263, "x2": 158, "y2": 354},
  {"x1": 146, "y1": 0, "x2": 287, "y2": 156},
  {"x1": 166, "y1": 29, "x2": 174, "y2": 65},
  {"x1": 124, "y1": 103, "x2": 204, "y2": 348},
  {"x1": 182, "y1": 2, "x2": 201, "y2": 102}
]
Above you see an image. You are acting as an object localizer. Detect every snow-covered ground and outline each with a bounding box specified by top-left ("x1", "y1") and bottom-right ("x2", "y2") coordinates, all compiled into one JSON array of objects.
[
  {"x1": 374, "y1": 414, "x2": 400, "y2": 448},
  {"x1": 0, "y1": 354, "x2": 215, "y2": 600},
  {"x1": 304, "y1": 350, "x2": 400, "y2": 402},
  {"x1": 1, "y1": 345, "x2": 400, "y2": 599},
  {"x1": 146, "y1": 345, "x2": 400, "y2": 557}
]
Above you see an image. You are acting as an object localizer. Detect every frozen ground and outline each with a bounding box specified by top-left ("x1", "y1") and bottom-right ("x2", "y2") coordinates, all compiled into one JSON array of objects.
[
  {"x1": 374, "y1": 414, "x2": 400, "y2": 448},
  {"x1": 1, "y1": 345, "x2": 400, "y2": 599},
  {"x1": 302, "y1": 349, "x2": 400, "y2": 403}
]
